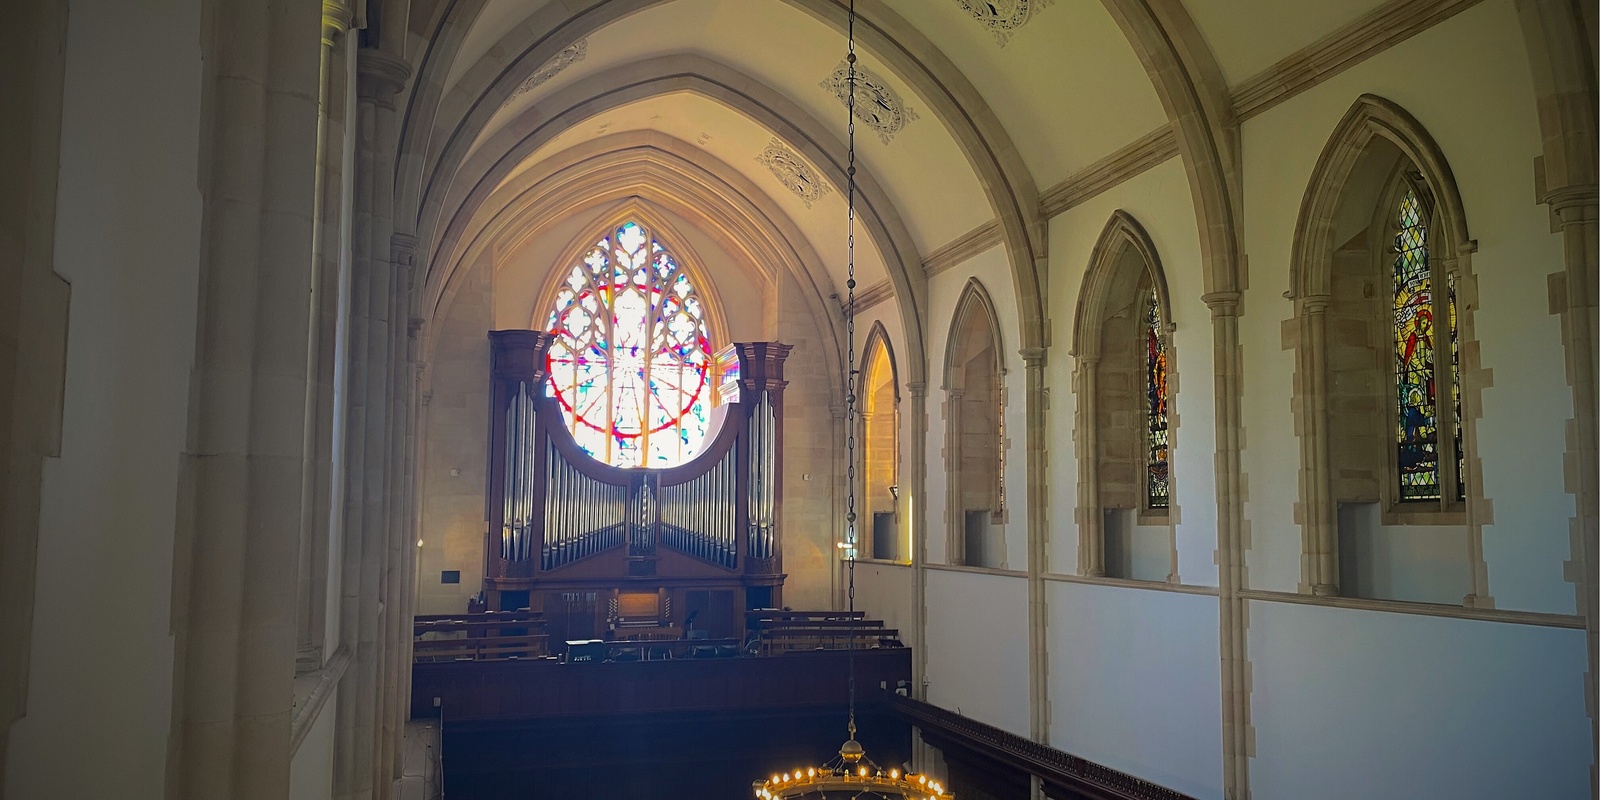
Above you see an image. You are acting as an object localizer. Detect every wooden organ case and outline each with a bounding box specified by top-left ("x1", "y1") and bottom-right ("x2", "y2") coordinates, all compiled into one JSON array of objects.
[{"x1": 483, "y1": 330, "x2": 791, "y2": 643}]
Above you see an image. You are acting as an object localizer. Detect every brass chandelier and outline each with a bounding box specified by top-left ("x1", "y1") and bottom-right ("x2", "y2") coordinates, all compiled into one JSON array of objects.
[{"x1": 750, "y1": 2, "x2": 949, "y2": 798}]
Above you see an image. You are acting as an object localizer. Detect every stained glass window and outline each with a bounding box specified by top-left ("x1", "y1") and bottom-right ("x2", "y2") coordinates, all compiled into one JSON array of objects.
[
  {"x1": 545, "y1": 221, "x2": 713, "y2": 468},
  {"x1": 1391, "y1": 189, "x2": 1463, "y2": 501},
  {"x1": 1145, "y1": 289, "x2": 1170, "y2": 510}
]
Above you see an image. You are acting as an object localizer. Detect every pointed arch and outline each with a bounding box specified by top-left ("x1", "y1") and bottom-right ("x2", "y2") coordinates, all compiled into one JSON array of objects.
[
  {"x1": 943, "y1": 278, "x2": 1007, "y2": 391},
  {"x1": 1071, "y1": 210, "x2": 1178, "y2": 582},
  {"x1": 530, "y1": 200, "x2": 731, "y2": 350},
  {"x1": 943, "y1": 278, "x2": 1007, "y2": 568},
  {"x1": 860, "y1": 320, "x2": 902, "y2": 561},
  {"x1": 1291, "y1": 94, "x2": 1474, "y2": 301},
  {"x1": 1288, "y1": 94, "x2": 1488, "y2": 608},
  {"x1": 861, "y1": 320, "x2": 900, "y2": 403},
  {"x1": 1072, "y1": 210, "x2": 1174, "y2": 360}
]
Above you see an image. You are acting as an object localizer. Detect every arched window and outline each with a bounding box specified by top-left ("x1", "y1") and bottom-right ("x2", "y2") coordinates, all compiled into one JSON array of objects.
[
  {"x1": 861, "y1": 323, "x2": 901, "y2": 561},
  {"x1": 1289, "y1": 95, "x2": 1484, "y2": 605},
  {"x1": 544, "y1": 219, "x2": 714, "y2": 468},
  {"x1": 943, "y1": 279, "x2": 1006, "y2": 569},
  {"x1": 1145, "y1": 289, "x2": 1171, "y2": 510},
  {"x1": 1390, "y1": 184, "x2": 1464, "y2": 502},
  {"x1": 1072, "y1": 211, "x2": 1177, "y2": 582}
]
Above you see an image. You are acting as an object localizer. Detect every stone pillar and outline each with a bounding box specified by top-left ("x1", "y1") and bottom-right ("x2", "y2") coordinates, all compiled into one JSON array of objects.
[
  {"x1": 378, "y1": 233, "x2": 419, "y2": 797},
  {"x1": 1074, "y1": 355, "x2": 1104, "y2": 577},
  {"x1": 168, "y1": 0, "x2": 323, "y2": 796},
  {"x1": 907, "y1": 379, "x2": 931, "y2": 773},
  {"x1": 298, "y1": 0, "x2": 357, "y2": 675},
  {"x1": 1296, "y1": 294, "x2": 1337, "y2": 595},
  {"x1": 1205, "y1": 290, "x2": 1251, "y2": 800},
  {"x1": 1021, "y1": 347, "x2": 1049, "y2": 745},
  {"x1": 1551, "y1": 187, "x2": 1599, "y2": 797},
  {"x1": 943, "y1": 388, "x2": 964, "y2": 564},
  {"x1": 0, "y1": 0, "x2": 70, "y2": 773},
  {"x1": 333, "y1": 46, "x2": 410, "y2": 800}
]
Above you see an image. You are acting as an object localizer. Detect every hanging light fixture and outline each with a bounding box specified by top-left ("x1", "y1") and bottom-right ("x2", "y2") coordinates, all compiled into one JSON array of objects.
[{"x1": 751, "y1": 3, "x2": 948, "y2": 798}]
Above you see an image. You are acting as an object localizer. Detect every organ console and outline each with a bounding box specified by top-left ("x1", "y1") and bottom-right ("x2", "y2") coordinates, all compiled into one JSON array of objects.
[{"x1": 482, "y1": 330, "x2": 791, "y2": 643}]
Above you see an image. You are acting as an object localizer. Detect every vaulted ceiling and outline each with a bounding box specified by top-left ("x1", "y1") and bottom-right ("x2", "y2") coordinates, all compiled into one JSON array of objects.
[{"x1": 404, "y1": 0, "x2": 1401, "y2": 345}]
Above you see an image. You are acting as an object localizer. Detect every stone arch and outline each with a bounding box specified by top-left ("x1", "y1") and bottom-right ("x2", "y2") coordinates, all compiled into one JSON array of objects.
[
  {"x1": 396, "y1": 0, "x2": 1044, "y2": 351},
  {"x1": 860, "y1": 320, "x2": 901, "y2": 561},
  {"x1": 414, "y1": 56, "x2": 924, "y2": 388},
  {"x1": 1290, "y1": 95, "x2": 1473, "y2": 301},
  {"x1": 420, "y1": 133, "x2": 846, "y2": 403},
  {"x1": 1287, "y1": 93, "x2": 1488, "y2": 608},
  {"x1": 943, "y1": 278, "x2": 1007, "y2": 569},
  {"x1": 527, "y1": 200, "x2": 734, "y2": 349},
  {"x1": 1072, "y1": 210, "x2": 1173, "y2": 360},
  {"x1": 1071, "y1": 211, "x2": 1178, "y2": 581}
]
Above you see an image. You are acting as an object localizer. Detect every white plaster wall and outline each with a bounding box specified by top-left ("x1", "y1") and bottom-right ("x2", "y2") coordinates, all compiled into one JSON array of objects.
[
  {"x1": 1238, "y1": 0, "x2": 1575, "y2": 613},
  {"x1": 849, "y1": 561, "x2": 915, "y2": 644},
  {"x1": 923, "y1": 569, "x2": 1031, "y2": 737},
  {"x1": 925, "y1": 245, "x2": 1028, "y2": 569},
  {"x1": 2, "y1": 0, "x2": 202, "y2": 795},
  {"x1": 1044, "y1": 158, "x2": 1217, "y2": 585},
  {"x1": 417, "y1": 254, "x2": 493, "y2": 615},
  {"x1": 1247, "y1": 601, "x2": 1590, "y2": 799},
  {"x1": 290, "y1": 692, "x2": 338, "y2": 800},
  {"x1": 1048, "y1": 582, "x2": 1223, "y2": 800}
]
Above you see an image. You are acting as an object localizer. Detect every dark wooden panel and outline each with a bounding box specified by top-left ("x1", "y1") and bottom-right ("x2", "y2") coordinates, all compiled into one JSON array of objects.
[{"x1": 413, "y1": 647, "x2": 911, "y2": 724}]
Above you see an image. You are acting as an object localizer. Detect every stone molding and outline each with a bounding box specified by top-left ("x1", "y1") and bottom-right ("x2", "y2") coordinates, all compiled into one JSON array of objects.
[
  {"x1": 291, "y1": 645, "x2": 350, "y2": 754},
  {"x1": 1239, "y1": 589, "x2": 1585, "y2": 630},
  {"x1": 1230, "y1": 0, "x2": 1490, "y2": 121},
  {"x1": 505, "y1": 38, "x2": 587, "y2": 103},
  {"x1": 820, "y1": 60, "x2": 920, "y2": 145},
  {"x1": 1043, "y1": 573, "x2": 1219, "y2": 596},
  {"x1": 951, "y1": 0, "x2": 1056, "y2": 46},
  {"x1": 755, "y1": 137, "x2": 832, "y2": 208}
]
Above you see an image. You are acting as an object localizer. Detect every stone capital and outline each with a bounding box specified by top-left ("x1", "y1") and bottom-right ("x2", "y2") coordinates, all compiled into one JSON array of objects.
[
  {"x1": 906, "y1": 381, "x2": 928, "y2": 399},
  {"x1": 357, "y1": 49, "x2": 412, "y2": 101},
  {"x1": 1542, "y1": 183, "x2": 1600, "y2": 223},
  {"x1": 1299, "y1": 293, "x2": 1332, "y2": 314},
  {"x1": 322, "y1": 0, "x2": 354, "y2": 47},
  {"x1": 1202, "y1": 290, "x2": 1243, "y2": 317},
  {"x1": 1018, "y1": 346, "x2": 1047, "y2": 368}
]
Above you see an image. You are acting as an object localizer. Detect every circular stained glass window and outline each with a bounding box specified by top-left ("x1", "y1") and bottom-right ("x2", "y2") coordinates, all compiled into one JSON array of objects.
[{"x1": 545, "y1": 220, "x2": 714, "y2": 468}]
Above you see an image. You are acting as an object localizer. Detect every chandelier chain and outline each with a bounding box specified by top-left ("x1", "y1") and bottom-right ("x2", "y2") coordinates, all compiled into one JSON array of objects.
[{"x1": 845, "y1": 0, "x2": 859, "y2": 743}]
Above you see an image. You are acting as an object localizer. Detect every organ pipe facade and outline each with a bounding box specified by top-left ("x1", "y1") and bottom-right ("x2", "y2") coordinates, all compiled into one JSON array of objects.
[{"x1": 483, "y1": 331, "x2": 791, "y2": 638}]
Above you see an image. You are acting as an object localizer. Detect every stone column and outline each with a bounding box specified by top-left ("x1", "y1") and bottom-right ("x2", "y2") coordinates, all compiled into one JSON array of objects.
[
  {"x1": 334, "y1": 46, "x2": 411, "y2": 800},
  {"x1": 1296, "y1": 294, "x2": 1337, "y2": 595},
  {"x1": 1204, "y1": 290, "x2": 1251, "y2": 800},
  {"x1": 943, "y1": 388, "x2": 964, "y2": 564},
  {"x1": 1551, "y1": 186, "x2": 1599, "y2": 797},
  {"x1": 1021, "y1": 348, "x2": 1050, "y2": 745},
  {"x1": 378, "y1": 233, "x2": 419, "y2": 797},
  {"x1": 0, "y1": 0, "x2": 70, "y2": 772},
  {"x1": 1074, "y1": 355, "x2": 1104, "y2": 577},
  {"x1": 298, "y1": 0, "x2": 356, "y2": 675},
  {"x1": 907, "y1": 379, "x2": 932, "y2": 775},
  {"x1": 168, "y1": 0, "x2": 323, "y2": 796}
]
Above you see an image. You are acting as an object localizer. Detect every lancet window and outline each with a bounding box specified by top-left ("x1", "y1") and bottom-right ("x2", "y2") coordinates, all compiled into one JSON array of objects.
[
  {"x1": 545, "y1": 220, "x2": 714, "y2": 468},
  {"x1": 1391, "y1": 187, "x2": 1464, "y2": 502}
]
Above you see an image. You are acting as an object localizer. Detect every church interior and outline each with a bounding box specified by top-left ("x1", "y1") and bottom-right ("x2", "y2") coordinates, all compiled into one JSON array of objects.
[{"x1": 2, "y1": 0, "x2": 1597, "y2": 798}]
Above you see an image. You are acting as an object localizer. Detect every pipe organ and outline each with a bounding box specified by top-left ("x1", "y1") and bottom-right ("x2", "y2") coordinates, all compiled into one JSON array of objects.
[{"x1": 483, "y1": 331, "x2": 791, "y2": 640}]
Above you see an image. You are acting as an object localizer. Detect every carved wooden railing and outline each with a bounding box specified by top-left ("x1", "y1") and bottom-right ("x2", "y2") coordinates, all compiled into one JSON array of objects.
[{"x1": 887, "y1": 694, "x2": 1197, "y2": 800}]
